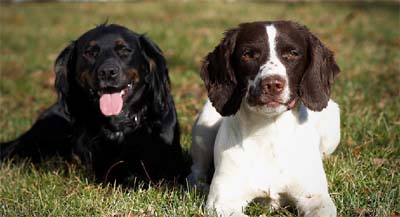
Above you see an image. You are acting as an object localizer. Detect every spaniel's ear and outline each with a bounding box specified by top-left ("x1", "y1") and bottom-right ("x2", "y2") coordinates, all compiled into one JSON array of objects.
[
  {"x1": 54, "y1": 42, "x2": 76, "y2": 105},
  {"x1": 201, "y1": 28, "x2": 245, "y2": 116},
  {"x1": 299, "y1": 30, "x2": 340, "y2": 111},
  {"x1": 139, "y1": 35, "x2": 170, "y2": 113}
]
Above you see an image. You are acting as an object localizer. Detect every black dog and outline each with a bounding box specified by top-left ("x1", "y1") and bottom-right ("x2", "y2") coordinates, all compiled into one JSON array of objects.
[{"x1": 0, "y1": 24, "x2": 188, "y2": 185}]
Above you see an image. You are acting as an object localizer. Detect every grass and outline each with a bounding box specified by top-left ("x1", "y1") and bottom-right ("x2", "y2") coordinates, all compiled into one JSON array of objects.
[{"x1": 0, "y1": 1, "x2": 399, "y2": 216}]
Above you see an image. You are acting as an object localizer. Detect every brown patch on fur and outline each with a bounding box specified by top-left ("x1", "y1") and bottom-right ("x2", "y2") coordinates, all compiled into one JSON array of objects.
[
  {"x1": 127, "y1": 68, "x2": 140, "y2": 83},
  {"x1": 148, "y1": 58, "x2": 157, "y2": 74},
  {"x1": 200, "y1": 27, "x2": 246, "y2": 116},
  {"x1": 298, "y1": 28, "x2": 340, "y2": 111},
  {"x1": 78, "y1": 70, "x2": 95, "y2": 88},
  {"x1": 115, "y1": 39, "x2": 124, "y2": 46},
  {"x1": 89, "y1": 40, "x2": 97, "y2": 47}
]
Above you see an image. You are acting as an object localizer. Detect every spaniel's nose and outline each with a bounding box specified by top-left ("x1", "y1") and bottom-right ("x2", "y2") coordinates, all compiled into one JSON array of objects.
[{"x1": 261, "y1": 76, "x2": 285, "y2": 95}]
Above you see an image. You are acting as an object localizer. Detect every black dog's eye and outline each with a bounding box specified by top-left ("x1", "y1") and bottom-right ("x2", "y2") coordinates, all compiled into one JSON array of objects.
[
  {"x1": 116, "y1": 47, "x2": 133, "y2": 58},
  {"x1": 83, "y1": 47, "x2": 99, "y2": 60},
  {"x1": 282, "y1": 49, "x2": 301, "y2": 61}
]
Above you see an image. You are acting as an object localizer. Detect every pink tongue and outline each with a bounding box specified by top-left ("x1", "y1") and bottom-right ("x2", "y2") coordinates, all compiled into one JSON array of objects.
[{"x1": 99, "y1": 91, "x2": 123, "y2": 116}]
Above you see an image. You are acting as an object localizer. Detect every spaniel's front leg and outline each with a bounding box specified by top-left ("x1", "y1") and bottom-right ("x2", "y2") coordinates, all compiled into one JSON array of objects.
[
  {"x1": 206, "y1": 188, "x2": 250, "y2": 217},
  {"x1": 188, "y1": 100, "x2": 222, "y2": 187},
  {"x1": 296, "y1": 192, "x2": 337, "y2": 217},
  {"x1": 316, "y1": 100, "x2": 341, "y2": 157},
  {"x1": 206, "y1": 169, "x2": 254, "y2": 217}
]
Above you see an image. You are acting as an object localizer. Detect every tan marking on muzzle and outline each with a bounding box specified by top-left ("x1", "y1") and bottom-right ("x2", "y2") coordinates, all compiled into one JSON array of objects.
[
  {"x1": 127, "y1": 68, "x2": 140, "y2": 83},
  {"x1": 78, "y1": 70, "x2": 96, "y2": 88}
]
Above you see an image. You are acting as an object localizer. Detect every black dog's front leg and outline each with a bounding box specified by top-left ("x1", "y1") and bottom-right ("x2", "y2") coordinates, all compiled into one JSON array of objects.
[{"x1": 0, "y1": 102, "x2": 73, "y2": 162}]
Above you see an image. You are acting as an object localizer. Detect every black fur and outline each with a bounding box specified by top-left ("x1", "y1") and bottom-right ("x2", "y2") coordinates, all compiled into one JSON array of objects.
[{"x1": 0, "y1": 24, "x2": 188, "y2": 185}]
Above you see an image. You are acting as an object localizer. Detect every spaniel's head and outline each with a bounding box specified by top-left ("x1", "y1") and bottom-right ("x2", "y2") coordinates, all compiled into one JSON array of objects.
[{"x1": 201, "y1": 21, "x2": 340, "y2": 116}]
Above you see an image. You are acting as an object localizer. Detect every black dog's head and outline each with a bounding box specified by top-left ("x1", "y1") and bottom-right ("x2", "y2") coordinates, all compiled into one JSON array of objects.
[{"x1": 54, "y1": 24, "x2": 172, "y2": 140}]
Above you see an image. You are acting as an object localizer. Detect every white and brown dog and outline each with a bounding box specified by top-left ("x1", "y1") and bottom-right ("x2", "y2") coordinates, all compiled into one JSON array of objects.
[{"x1": 189, "y1": 21, "x2": 341, "y2": 216}]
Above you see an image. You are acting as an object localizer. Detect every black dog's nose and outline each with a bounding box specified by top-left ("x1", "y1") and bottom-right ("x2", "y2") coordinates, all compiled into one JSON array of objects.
[
  {"x1": 261, "y1": 75, "x2": 285, "y2": 95},
  {"x1": 98, "y1": 64, "x2": 119, "y2": 80}
]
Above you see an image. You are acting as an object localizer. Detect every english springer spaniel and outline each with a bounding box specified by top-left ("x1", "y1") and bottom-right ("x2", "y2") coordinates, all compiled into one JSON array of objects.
[
  {"x1": 1, "y1": 24, "x2": 188, "y2": 185},
  {"x1": 189, "y1": 21, "x2": 341, "y2": 216}
]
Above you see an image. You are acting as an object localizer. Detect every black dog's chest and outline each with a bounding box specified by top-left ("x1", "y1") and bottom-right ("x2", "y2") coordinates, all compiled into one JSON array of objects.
[{"x1": 73, "y1": 127, "x2": 157, "y2": 183}]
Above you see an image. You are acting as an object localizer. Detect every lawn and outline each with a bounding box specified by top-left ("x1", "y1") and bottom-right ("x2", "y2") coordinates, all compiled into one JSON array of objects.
[{"x1": 0, "y1": 1, "x2": 399, "y2": 216}]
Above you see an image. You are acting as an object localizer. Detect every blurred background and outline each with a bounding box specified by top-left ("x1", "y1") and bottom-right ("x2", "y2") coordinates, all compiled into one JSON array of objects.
[{"x1": 0, "y1": 1, "x2": 399, "y2": 216}]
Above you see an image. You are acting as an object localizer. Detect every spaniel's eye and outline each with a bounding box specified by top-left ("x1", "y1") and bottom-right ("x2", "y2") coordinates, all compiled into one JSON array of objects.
[
  {"x1": 117, "y1": 47, "x2": 132, "y2": 58},
  {"x1": 282, "y1": 49, "x2": 301, "y2": 61},
  {"x1": 241, "y1": 49, "x2": 260, "y2": 60},
  {"x1": 242, "y1": 50, "x2": 252, "y2": 58}
]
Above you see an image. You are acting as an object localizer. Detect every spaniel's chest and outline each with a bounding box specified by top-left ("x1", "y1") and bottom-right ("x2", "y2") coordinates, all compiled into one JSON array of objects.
[
  {"x1": 235, "y1": 124, "x2": 320, "y2": 198},
  {"x1": 242, "y1": 134, "x2": 306, "y2": 177}
]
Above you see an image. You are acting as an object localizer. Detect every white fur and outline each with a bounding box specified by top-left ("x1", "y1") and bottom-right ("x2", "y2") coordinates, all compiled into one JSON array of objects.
[
  {"x1": 188, "y1": 24, "x2": 340, "y2": 216},
  {"x1": 188, "y1": 100, "x2": 222, "y2": 186},
  {"x1": 204, "y1": 100, "x2": 339, "y2": 217}
]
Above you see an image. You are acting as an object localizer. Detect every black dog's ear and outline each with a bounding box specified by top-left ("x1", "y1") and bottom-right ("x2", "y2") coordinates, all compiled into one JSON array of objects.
[
  {"x1": 139, "y1": 35, "x2": 177, "y2": 145},
  {"x1": 139, "y1": 35, "x2": 170, "y2": 113},
  {"x1": 201, "y1": 28, "x2": 245, "y2": 116},
  {"x1": 54, "y1": 42, "x2": 76, "y2": 104},
  {"x1": 299, "y1": 30, "x2": 340, "y2": 111}
]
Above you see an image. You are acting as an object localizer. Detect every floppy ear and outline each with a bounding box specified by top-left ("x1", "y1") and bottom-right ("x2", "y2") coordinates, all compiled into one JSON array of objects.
[
  {"x1": 54, "y1": 42, "x2": 76, "y2": 105},
  {"x1": 139, "y1": 35, "x2": 177, "y2": 145},
  {"x1": 139, "y1": 35, "x2": 170, "y2": 114},
  {"x1": 201, "y1": 28, "x2": 245, "y2": 116},
  {"x1": 299, "y1": 31, "x2": 340, "y2": 111}
]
